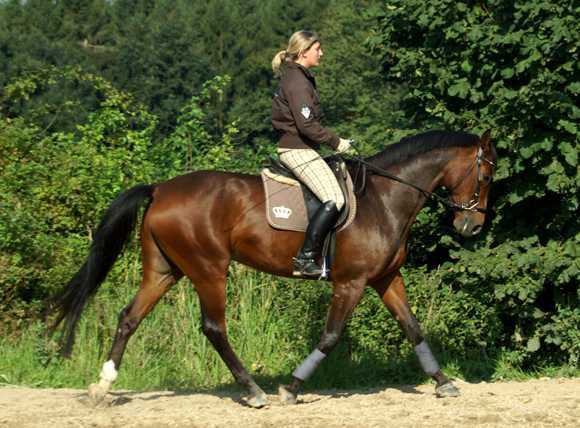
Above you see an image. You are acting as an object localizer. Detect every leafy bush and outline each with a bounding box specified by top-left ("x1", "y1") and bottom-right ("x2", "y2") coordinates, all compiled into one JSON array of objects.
[
  {"x1": 368, "y1": 0, "x2": 579, "y2": 366},
  {"x1": 0, "y1": 68, "x2": 156, "y2": 332},
  {"x1": 0, "y1": 68, "x2": 259, "y2": 336}
]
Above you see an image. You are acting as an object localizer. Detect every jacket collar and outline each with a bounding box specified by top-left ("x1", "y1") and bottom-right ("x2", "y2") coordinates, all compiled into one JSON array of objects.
[{"x1": 285, "y1": 61, "x2": 316, "y2": 86}]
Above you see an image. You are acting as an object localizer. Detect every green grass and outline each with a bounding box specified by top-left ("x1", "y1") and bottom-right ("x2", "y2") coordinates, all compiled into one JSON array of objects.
[
  {"x1": 0, "y1": 263, "x2": 300, "y2": 391},
  {"x1": 1, "y1": 263, "x2": 578, "y2": 393}
]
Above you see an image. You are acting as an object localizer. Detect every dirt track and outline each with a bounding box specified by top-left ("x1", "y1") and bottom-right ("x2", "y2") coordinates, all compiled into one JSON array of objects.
[{"x1": 1, "y1": 378, "x2": 579, "y2": 427}]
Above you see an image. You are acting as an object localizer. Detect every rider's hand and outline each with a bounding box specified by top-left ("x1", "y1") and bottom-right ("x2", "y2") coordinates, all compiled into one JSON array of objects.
[{"x1": 337, "y1": 138, "x2": 356, "y2": 155}]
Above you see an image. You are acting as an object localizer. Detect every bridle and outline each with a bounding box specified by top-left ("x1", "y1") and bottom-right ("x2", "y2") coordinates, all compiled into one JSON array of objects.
[
  {"x1": 445, "y1": 146, "x2": 495, "y2": 213},
  {"x1": 350, "y1": 144, "x2": 495, "y2": 214}
]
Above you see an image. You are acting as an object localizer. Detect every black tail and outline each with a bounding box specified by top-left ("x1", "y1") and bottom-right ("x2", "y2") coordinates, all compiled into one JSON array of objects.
[{"x1": 50, "y1": 184, "x2": 154, "y2": 357}]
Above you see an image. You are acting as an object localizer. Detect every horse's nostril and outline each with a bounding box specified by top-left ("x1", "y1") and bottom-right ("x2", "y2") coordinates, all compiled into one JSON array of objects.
[{"x1": 472, "y1": 225, "x2": 482, "y2": 235}]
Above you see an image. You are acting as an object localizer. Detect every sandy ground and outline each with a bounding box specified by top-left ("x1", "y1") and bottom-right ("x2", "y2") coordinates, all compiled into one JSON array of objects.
[{"x1": 0, "y1": 378, "x2": 579, "y2": 427}]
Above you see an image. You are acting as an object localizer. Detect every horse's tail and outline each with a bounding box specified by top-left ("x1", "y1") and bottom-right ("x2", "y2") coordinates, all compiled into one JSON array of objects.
[{"x1": 50, "y1": 184, "x2": 155, "y2": 357}]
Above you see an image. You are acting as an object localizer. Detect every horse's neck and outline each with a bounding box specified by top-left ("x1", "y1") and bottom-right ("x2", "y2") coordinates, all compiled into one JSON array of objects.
[{"x1": 371, "y1": 154, "x2": 449, "y2": 218}]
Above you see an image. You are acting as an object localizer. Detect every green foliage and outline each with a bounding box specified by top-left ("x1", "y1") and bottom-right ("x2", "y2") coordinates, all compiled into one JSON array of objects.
[
  {"x1": 0, "y1": 265, "x2": 296, "y2": 390},
  {"x1": 347, "y1": 266, "x2": 501, "y2": 363},
  {"x1": 368, "y1": 0, "x2": 579, "y2": 219},
  {"x1": 154, "y1": 75, "x2": 237, "y2": 175},
  {"x1": 0, "y1": 0, "x2": 336, "y2": 142},
  {"x1": 0, "y1": 67, "x2": 156, "y2": 330},
  {"x1": 0, "y1": 0, "x2": 577, "y2": 389},
  {"x1": 4, "y1": 266, "x2": 574, "y2": 391},
  {"x1": 152, "y1": 74, "x2": 274, "y2": 177},
  {"x1": 368, "y1": 0, "x2": 579, "y2": 366},
  {"x1": 315, "y1": 0, "x2": 411, "y2": 151},
  {"x1": 0, "y1": 67, "x2": 244, "y2": 335},
  {"x1": 444, "y1": 234, "x2": 580, "y2": 365}
]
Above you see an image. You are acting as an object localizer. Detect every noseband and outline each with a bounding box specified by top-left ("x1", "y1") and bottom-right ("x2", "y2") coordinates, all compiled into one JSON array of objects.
[{"x1": 351, "y1": 145, "x2": 495, "y2": 214}]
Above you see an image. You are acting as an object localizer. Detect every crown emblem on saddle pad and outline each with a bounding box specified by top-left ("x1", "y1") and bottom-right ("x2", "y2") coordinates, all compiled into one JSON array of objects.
[{"x1": 272, "y1": 205, "x2": 292, "y2": 219}]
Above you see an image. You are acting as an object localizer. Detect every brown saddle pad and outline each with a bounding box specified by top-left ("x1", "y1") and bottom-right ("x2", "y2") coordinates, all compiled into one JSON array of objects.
[{"x1": 261, "y1": 168, "x2": 357, "y2": 232}]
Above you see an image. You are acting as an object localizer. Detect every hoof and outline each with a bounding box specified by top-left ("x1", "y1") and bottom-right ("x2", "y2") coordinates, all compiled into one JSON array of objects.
[
  {"x1": 87, "y1": 383, "x2": 109, "y2": 406},
  {"x1": 245, "y1": 390, "x2": 269, "y2": 409},
  {"x1": 436, "y1": 381, "x2": 460, "y2": 398},
  {"x1": 278, "y1": 385, "x2": 297, "y2": 405}
]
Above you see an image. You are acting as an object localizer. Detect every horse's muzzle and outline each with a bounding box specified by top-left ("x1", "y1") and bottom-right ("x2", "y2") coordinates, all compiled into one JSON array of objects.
[{"x1": 453, "y1": 215, "x2": 484, "y2": 238}]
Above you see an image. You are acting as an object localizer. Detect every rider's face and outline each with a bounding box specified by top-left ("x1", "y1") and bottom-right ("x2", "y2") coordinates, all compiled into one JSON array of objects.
[{"x1": 300, "y1": 42, "x2": 323, "y2": 68}]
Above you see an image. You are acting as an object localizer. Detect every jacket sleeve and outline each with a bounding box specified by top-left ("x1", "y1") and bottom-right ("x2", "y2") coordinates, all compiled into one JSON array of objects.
[{"x1": 285, "y1": 78, "x2": 340, "y2": 150}]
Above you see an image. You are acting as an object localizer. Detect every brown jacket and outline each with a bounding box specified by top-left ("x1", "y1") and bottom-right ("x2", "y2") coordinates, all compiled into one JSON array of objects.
[{"x1": 271, "y1": 62, "x2": 340, "y2": 150}]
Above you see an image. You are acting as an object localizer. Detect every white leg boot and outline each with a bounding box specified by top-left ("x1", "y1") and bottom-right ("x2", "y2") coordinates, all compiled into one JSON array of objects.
[{"x1": 88, "y1": 360, "x2": 118, "y2": 405}]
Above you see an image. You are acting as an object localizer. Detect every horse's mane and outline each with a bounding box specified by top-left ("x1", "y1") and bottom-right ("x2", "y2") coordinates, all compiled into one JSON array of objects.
[{"x1": 366, "y1": 130, "x2": 479, "y2": 168}]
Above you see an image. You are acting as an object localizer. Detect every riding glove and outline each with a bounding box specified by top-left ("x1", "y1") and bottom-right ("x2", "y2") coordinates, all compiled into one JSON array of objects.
[{"x1": 337, "y1": 138, "x2": 356, "y2": 155}]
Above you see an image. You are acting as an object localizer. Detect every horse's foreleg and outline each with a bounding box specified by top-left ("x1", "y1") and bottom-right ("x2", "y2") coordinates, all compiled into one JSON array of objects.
[
  {"x1": 88, "y1": 269, "x2": 177, "y2": 405},
  {"x1": 195, "y1": 277, "x2": 269, "y2": 408},
  {"x1": 279, "y1": 279, "x2": 366, "y2": 404},
  {"x1": 372, "y1": 272, "x2": 460, "y2": 397}
]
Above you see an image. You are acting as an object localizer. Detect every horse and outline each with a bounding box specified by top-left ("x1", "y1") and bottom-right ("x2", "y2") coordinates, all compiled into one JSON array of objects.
[{"x1": 51, "y1": 129, "x2": 496, "y2": 408}]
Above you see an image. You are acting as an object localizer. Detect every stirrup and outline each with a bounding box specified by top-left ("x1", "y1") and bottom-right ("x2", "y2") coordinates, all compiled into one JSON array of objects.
[{"x1": 292, "y1": 256, "x2": 323, "y2": 278}]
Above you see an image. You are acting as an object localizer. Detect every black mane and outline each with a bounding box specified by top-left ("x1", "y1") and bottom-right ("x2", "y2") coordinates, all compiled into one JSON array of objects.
[{"x1": 366, "y1": 130, "x2": 479, "y2": 167}]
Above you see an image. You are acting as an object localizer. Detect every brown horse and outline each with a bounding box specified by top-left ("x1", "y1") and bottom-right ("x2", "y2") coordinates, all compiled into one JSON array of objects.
[{"x1": 52, "y1": 129, "x2": 496, "y2": 407}]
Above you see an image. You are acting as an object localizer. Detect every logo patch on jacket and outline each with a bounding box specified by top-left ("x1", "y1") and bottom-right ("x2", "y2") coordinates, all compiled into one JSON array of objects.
[{"x1": 300, "y1": 105, "x2": 311, "y2": 119}]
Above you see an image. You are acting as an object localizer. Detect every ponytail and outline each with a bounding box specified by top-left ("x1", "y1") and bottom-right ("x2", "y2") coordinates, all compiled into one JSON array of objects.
[{"x1": 271, "y1": 50, "x2": 287, "y2": 77}]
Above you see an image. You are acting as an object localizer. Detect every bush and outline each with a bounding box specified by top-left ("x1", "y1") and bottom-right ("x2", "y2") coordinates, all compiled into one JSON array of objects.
[{"x1": 367, "y1": 0, "x2": 580, "y2": 367}]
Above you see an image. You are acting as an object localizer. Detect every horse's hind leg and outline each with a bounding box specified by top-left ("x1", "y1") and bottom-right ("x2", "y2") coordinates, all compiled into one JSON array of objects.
[
  {"x1": 191, "y1": 270, "x2": 268, "y2": 408},
  {"x1": 88, "y1": 239, "x2": 179, "y2": 405},
  {"x1": 371, "y1": 271, "x2": 460, "y2": 397}
]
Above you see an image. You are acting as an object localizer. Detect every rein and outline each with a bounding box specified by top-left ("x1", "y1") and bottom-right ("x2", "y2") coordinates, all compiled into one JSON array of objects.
[{"x1": 349, "y1": 145, "x2": 494, "y2": 214}]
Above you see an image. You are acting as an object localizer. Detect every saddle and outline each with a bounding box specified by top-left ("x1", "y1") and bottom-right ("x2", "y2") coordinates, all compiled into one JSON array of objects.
[
  {"x1": 261, "y1": 156, "x2": 358, "y2": 279},
  {"x1": 261, "y1": 156, "x2": 357, "y2": 232}
]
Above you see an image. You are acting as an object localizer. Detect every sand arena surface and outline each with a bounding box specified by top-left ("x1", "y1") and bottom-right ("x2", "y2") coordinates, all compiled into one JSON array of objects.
[{"x1": 0, "y1": 378, "x2": 579, "y2": 427}]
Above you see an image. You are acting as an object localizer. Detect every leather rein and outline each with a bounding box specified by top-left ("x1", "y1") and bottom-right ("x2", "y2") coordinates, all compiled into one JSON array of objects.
[{"x1": 349, "y1": 145, "x2": 495, "y2": 214}]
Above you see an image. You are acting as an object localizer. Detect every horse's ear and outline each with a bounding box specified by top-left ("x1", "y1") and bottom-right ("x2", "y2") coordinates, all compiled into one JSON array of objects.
[{"x1": 480, "y1": 129, "x2": 492, "y2": 151}]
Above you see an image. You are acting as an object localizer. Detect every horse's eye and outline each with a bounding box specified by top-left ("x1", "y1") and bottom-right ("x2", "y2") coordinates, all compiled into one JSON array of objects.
[{"x1": 481, "y1": 175, "x2": 493, "y2": 185}]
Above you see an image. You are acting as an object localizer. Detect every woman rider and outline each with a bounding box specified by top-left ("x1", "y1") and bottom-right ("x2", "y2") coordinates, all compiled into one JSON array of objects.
[{"x1": 271, "y1": 30, "x2": 354, "y2": 277}]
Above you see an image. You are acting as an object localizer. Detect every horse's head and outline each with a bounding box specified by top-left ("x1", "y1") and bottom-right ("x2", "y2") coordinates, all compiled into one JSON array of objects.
[{"x1": 445, "y1": 130, "x2": 497, "y2": 238}]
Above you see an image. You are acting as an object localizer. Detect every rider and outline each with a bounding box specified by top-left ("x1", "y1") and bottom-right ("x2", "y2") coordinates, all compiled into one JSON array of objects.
[{"x1": 271, "y1": 30, "x2": 354, "y2": 277}]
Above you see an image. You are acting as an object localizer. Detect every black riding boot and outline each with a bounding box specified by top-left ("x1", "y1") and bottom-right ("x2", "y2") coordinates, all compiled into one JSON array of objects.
[{"x1": 293, "y1": 201, "x2": 340, "y2": 277}]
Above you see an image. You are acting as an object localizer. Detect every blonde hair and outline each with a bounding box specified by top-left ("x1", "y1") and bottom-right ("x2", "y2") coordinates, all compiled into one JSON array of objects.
[{"x1": 272, "y1": 30, "x2": 320, "y2": 76}]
